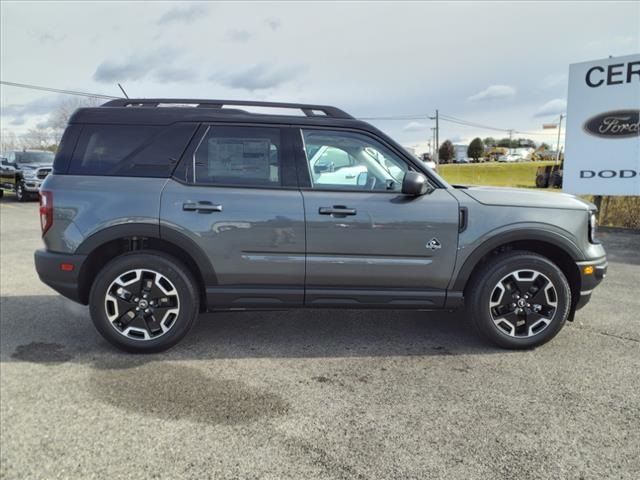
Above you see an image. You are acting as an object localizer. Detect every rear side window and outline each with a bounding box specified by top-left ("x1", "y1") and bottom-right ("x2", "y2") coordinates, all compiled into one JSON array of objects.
[
  {"x1": 68, "y1": 123, "x2": 197, "y2": 177},
  {"x1": 190, "y1": 126, "x2": 282, "y2": 187}
]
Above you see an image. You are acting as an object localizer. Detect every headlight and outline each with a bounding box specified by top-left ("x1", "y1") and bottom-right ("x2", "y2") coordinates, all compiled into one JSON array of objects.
[
  {"x1": 22, "y1": 170, "x2": 37, "y2": 179},
  {"x1": 589, "y1": 212, "x2": 598, "y2": 244}
]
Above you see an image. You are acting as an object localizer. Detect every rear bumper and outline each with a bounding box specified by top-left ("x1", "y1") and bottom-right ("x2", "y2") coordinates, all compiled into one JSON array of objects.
[
  {"x1": 575, "y1": 256, "x2": 607, "y2": 310},
  {"x1": 34, "y1": 249, "x2": 87, "y2": 304}
]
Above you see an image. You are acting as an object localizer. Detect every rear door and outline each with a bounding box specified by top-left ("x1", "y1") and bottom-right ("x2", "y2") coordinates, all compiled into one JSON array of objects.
[
  {"x1": 297, "y1": 128, "x2": 460, "y2": 308},
  {"x1": 161, "y1": 124, "x2": 306, "y2": 307}
]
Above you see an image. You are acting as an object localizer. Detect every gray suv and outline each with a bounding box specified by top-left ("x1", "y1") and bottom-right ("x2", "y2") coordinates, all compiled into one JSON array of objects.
[{"x1": 34, "y1": 99, "x2": 607, "y2": 353}]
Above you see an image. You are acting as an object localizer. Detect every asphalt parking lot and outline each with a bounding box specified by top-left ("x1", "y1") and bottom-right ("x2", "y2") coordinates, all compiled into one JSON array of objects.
[{"x1": 1, "y1": 195, "x2": 639, "y2": 480}]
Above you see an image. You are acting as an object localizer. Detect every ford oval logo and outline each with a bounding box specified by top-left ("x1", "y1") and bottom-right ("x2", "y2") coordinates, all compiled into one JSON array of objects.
[{"x1": 583, "y1": 109, "x2": 640, "y2": 138}]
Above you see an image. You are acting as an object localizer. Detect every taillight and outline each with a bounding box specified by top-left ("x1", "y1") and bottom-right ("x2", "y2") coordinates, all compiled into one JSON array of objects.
[{"x1": 40, "y1": 191, "x2": 53, "y2": 235}]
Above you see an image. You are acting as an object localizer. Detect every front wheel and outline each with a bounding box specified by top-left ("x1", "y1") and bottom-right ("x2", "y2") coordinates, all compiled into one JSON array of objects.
[
  {"x1": 466, "y1": 251, "x2": 571, "y2": 349},
  {"x1": 89, "y1": 251, "x2": 199, "y2": 353},
  {"x1": 15, "y1": 181, "x2": 27, "y2": 202}
]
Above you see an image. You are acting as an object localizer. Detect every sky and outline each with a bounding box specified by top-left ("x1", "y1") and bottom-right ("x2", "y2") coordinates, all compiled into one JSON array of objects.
[{"x1": 1, "y1": 1, "x2": 639, "y2": 152}]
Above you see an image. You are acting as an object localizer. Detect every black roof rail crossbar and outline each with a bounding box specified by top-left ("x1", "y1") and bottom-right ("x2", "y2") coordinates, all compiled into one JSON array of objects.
[{"x1": 101, "y1": 98, "x2": 353, "y2": 119}]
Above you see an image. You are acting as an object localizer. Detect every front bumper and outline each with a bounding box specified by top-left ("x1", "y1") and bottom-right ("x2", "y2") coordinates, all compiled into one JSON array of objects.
[
  {"x1": 575, "y1": 256, "x2": 608, "y2": 310},
  {"x1": 34, "y1": 249, "x2": 88, "y2": 304},
  {"x1": 22, "y1": 179, "x2": 43, "y2": 192}
]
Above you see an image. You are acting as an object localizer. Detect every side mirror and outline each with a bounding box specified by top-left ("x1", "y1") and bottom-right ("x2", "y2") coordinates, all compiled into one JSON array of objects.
[{"x1": 401, "y1": 171, "x2": 430, "y2": 196}]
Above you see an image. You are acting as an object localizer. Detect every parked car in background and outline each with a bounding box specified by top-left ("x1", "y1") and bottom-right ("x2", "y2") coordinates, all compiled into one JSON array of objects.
[
  {"x1": 497, "y1": 153, "x2": 525, "y2": 163},
  {"x1": 0, "y1": 149, "x2": 54, "y2": 201},
  {"x1": 418, "y1": 153, "x2": 437, "y2": 171}
]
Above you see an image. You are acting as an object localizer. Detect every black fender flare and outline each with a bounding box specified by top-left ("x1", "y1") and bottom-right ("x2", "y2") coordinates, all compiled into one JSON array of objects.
[
  {"x1": 450, "y1": 226, "x2": 583, "y2": 292},
  {"x1": 75, "y1": 222, "x2": 217, "y2": 285}
]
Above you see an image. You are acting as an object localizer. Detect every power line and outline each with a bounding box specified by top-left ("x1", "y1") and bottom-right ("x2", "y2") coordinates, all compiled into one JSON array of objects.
[
  {"x1": 0, "y1": 81, "x2": 121, "y2": 100},
  {"x1": 358, "y1": 111, "x2": 561, "y2": 137}
]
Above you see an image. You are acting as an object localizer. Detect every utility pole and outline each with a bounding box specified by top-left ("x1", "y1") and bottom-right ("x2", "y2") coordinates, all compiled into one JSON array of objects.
[
  {"x1": 508, "y1": 129, "x2": 514, "y2": 154},
  {"x1": 555, "y1": 114, "x2": 564, "y2": 164},
  {"x1": 429, "y1": 110, "x2": 439, "y2": 166},
  {"x1": 430, "y1": 127, "x2": 436, "y2": 157}
]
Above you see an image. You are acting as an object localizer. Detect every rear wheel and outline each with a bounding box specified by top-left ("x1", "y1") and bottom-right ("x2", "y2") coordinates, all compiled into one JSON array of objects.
[
  {"x1": 89, "y1": 251, "x2": 199, "y2": 353},
  {"x1": 466, "y1": 251, "x2": 571, "y2": 349}
]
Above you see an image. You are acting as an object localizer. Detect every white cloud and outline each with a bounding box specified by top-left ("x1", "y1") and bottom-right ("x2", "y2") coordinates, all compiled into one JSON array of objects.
[
  {"x1": 534, "y1": 99, "x2": 567, "y2": 117},
  {"x1": 402, "y1": 121, "x2": 428, "y2": 132},
  {"x1": 211, "y1": 64, "x2": 306, "y2": 91},
  {"x1": 157, "y1": 4, "x2": 209, "y2": 25},
  {"x1": 468, "y1": 85, "x2": 516, "y2": 102},
  {"x1": 93, "y1": 49, "x2": 184, "y2": 83},
  {"x1": 227, "y1": 29, "x2": 252, "y2": 43}
]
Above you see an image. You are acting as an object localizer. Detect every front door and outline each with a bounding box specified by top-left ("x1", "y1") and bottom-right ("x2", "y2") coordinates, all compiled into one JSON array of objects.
[
  {"x1": 298, "y1": 128, "x2": 460, "y2": 308},
  {"x1": 161, "y1": 124, "x2": 305, "y2": 307}
]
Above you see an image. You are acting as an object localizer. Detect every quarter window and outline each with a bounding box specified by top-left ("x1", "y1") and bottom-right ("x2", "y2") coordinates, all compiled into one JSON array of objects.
[
  {"x1": 301, "y1": 129, "x2": 409, "y2": 191},
  {"x1": 192, "y1": 126, "x2": 281, "y2": 187}
]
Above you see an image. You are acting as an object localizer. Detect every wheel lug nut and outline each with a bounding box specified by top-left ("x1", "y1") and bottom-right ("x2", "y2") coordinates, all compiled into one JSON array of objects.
[
  {"x1": 135, "y1": 307, "x2": 140, "y2": 311},
  {"x1": 145, "y1": 308, "x2": 150, "y2": 313}
]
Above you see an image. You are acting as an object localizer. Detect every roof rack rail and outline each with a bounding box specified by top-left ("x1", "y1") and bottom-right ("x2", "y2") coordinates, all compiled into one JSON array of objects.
[{"x1": 101, "y1": 98, "x2": 354, "y2": 119}]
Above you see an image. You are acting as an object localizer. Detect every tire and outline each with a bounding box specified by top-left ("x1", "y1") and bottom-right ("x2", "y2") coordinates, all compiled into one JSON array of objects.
[
  {"x1": 89, "y1": 251, "x2": 200, "y2": 353},
  {"x1": 535, "y1": 174, "x2": 548, "y2": 188},
  {"x1": 15, "y1": 181, "x2": 26, "y2": 202},
  {"x1": 0, "y1": 189, "x2": 4, "y2": 198},
  {"x1": 465, "y1": 251, "x2": 571, "y2": 349},
  {"x1": 550, "y1": 172, "x2": 563, "y2": 188}
]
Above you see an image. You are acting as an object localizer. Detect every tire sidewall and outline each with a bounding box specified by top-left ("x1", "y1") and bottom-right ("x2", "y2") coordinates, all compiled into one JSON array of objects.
[
  {"x1": 89, "y1": 252, "x2": 199, "y2": 353},
  {"x1": 16, "y1": 182, "x2": 25, "y2": 201},
  {"x1": 469, "y1": 253, "x2": 571, "y2": 349}
]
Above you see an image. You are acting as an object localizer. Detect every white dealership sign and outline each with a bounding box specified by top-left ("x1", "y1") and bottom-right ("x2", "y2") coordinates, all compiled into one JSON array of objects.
[{"x1": 564, "y1": 54, "x2": 640, "y2": 195}]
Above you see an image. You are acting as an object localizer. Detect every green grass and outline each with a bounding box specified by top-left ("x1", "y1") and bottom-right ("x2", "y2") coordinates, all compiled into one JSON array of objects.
[
  {"x1": 438, "y1": 161, "x2": 639, "y2": 229},
  {"x1": 438, "y1": 161, "x2": 556, "y2": 188}
]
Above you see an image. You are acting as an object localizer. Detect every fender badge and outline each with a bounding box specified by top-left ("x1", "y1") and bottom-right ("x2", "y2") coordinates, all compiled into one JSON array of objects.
[{"x1": 426, "y1": 238, "x2": 442, "y2": 250}]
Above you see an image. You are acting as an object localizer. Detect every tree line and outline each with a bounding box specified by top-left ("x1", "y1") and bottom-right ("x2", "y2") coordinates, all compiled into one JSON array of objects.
[{"x1": 437, "y1": 137, "x2": 551, "y2": 163}]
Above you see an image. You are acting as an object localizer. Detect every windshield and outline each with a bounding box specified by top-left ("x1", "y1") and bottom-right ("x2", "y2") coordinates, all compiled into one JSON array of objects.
[{"x1": 15, "y1": 151, "x2": 54, "y2": 164}]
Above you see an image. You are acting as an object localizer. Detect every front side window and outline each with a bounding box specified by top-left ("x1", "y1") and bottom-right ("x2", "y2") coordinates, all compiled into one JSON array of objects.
[
  {"x1": 192, "y1": 126, "x2": 281, "y2": 187},
  {"x1": 301, "y1": 129, "x2": 409, "y2": 191}
]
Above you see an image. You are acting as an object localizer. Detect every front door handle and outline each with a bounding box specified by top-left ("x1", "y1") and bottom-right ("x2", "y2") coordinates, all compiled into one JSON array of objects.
[
  {"x1": 319, "y1": 206, "x2": 357, "y2": 216},
  {"x1": 183, "y1": 201, "x2": 223, "y2": 213}
]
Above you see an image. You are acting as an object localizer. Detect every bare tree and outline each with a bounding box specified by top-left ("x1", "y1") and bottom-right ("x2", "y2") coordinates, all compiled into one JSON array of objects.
[
  {"x1": 1, "y1": 130, "x2": 21, "y2": 153},
  {"x1": 48, "y1": 96, "x2": 101, "y2": 141}
]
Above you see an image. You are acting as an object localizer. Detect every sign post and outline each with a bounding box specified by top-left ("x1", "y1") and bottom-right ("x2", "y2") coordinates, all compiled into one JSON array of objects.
[{"x1": 563, "y1": 54, "x2": 640, "y2": 196}]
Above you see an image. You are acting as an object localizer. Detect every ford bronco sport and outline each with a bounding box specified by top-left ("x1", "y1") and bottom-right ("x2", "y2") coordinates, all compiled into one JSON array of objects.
[{"x1": 34, "y1": 99, "x2": 607, "y2": 353}]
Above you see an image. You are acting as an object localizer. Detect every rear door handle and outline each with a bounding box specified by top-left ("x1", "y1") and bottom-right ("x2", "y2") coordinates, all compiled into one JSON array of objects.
[
  {"x1": 319, "y1": 206, "x2": 357, "y2": 216},
  {"x1": 183, "y1": 201, "x2": 223, "y2": 213}
]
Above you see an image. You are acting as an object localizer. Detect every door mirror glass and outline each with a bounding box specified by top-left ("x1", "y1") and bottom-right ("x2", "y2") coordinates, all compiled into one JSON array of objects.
[{"x1": 401, "y1": 171, "x2": 430, "y2": 196}]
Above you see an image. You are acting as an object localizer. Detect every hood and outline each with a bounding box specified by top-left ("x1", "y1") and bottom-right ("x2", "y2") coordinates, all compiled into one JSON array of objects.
[
  {"x1": 17, "y1": 162, "x2": 53, "y2": 169},
  {"x1": 461, "y1": 186, "x2": 593, "y2": 211}
]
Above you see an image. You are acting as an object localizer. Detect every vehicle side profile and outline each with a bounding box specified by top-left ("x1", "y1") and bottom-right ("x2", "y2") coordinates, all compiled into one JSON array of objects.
[
  {"x1": 0, "y1": 149, "x2": 54, "y2": 201},
  {"x1": 34, "y1": 99, "x2": 607, "y2": 352}
]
